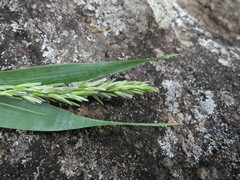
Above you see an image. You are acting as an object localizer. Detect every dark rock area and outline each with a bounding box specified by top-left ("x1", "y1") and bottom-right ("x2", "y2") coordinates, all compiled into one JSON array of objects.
[
  {"x1": 177, "y1": 0, "x2": 240, "y2": 47},
  {"x1": 0, "y1": 0, "x2": 239, "y2": 179}
]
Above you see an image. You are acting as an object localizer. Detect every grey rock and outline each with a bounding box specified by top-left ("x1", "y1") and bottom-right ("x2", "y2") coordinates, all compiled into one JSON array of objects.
[
  {"x1": 177, "y1": 0, "x2": 240, "y2": 47},
  {"x1": 0, "y1": 0, "x2": 239, "y2": 179},
  {"x1": 161, "y1": 157, "x2": 173, "y2": 169},
  {"x1": 197, "y1": 168, "x2": 208, "y2": 180},
  {"x1": 147, "y1": 0, "x2": 173, "y2": 29}
]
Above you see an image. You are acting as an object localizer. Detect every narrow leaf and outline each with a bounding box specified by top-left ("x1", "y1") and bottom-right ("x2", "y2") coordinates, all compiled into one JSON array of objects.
[
  {"x1": 0, "y1": 96, "x2": 181, "y2": 131},
  {"x1": 0, "y1": 55, "x2": 176, "y2": 85}
]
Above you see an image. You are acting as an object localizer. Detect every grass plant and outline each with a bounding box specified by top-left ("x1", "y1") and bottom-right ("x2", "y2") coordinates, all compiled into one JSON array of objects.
[{"x1": 0, "y1": 55, "x2": 181, "y2": 131}]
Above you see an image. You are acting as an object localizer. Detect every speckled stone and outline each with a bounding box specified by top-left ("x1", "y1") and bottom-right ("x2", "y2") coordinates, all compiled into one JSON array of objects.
[
  {"x1": 0, "y1": 0, "x2": 239, "y2": 179},
  {"x1": 177, "y1": 0, "x2": 240, "y2": 47}
]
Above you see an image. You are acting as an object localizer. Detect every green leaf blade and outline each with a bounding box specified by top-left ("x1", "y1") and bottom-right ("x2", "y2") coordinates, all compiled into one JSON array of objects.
[
  {"x1": 0, "y1": 55, "x2": 176, "y2": 85},
  {"x1": 0, "y1": 96, "x2": 180, "y2": 131}
]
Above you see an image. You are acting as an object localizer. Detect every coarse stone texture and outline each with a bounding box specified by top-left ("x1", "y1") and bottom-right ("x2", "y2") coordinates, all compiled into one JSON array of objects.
[
  {"x1": 0, "y1": 0, "x2": 239, "y2": 179},
  {"x1": 177, "y1": 0, "x2": 240, "y2": 47}
]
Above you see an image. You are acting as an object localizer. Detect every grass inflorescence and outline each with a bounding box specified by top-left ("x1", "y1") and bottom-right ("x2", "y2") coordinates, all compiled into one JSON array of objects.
[{"x1": 0, "y1": 78, "x2": 158, "y2": 106}]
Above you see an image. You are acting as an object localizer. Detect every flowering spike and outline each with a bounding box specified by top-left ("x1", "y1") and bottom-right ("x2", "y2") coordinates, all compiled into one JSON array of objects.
[{"x1": 0, "y1": 79, "x2": 158, "y2": 106}]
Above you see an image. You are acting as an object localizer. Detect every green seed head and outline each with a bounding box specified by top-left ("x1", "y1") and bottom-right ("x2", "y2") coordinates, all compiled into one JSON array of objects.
[{"x1": 0, "y1": 79, "x2": 158, "y2": 106}]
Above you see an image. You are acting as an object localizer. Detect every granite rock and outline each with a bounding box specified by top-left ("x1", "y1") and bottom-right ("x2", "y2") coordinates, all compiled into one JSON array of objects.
[{"x1": 0, "y1": 0, "x2": 239, "y2": 179}]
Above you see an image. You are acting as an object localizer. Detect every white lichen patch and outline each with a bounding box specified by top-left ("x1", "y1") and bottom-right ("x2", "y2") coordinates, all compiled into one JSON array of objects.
[
  {"x1": 199, "y1": 91, "x2": 216, "y2": 116},
  {"x1": 190, "y1": 90, "x2": 217, "y2": 121},
  {"x1": 194, "y1": 27, "x2": 211, "y2": 37},
  {"x1": 187, "y1": 143, "x2": 203, "y2": 163},
  {"x1": 147, "y1": 0, "x2": 173, "y2": 29},
  {"x1": 218, "y1": 58, "x2": 231, "y2": 67},
  {"x1": 162, "y1": 80, "x2": 182, "y2": 114},
  {"x1": 198, "y1": 38, "x2": 239, "y2": 69},
  {"x1": 172, "y1": 1, "x2": 196, "y2": 28},
  {"x1": 41, "y1": 44, "x2": 59, "y2": 63},
  {"x1": 59, "y1": 155, "x2": 85, "y2": 177},
  {"x1": 150, "y1": 61, "x2": 167, "y2": 73},
  {"x1": 82, "y1": 1, "x2": 128, "y2": 36},
  {"x1": 10, "y1": 21, "x2": 22, "y2": 32},
  {"x1": 158, "y1": 127, "x2": 178, "y2": 158},
  {"x1": 40, "y1": 33, "x2": 63, "y2": 64},
  {"x1": 220, "y1": 91, "x2": 235, "y2": 107},
  {"x1": 73, "y1": 0, "x2": 86, "y2": 6}
]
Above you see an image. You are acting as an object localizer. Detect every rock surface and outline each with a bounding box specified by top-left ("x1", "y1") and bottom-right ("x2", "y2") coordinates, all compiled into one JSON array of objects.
[{"x1": 0, "y1": 0, "x2": 239, "y2": 179}]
